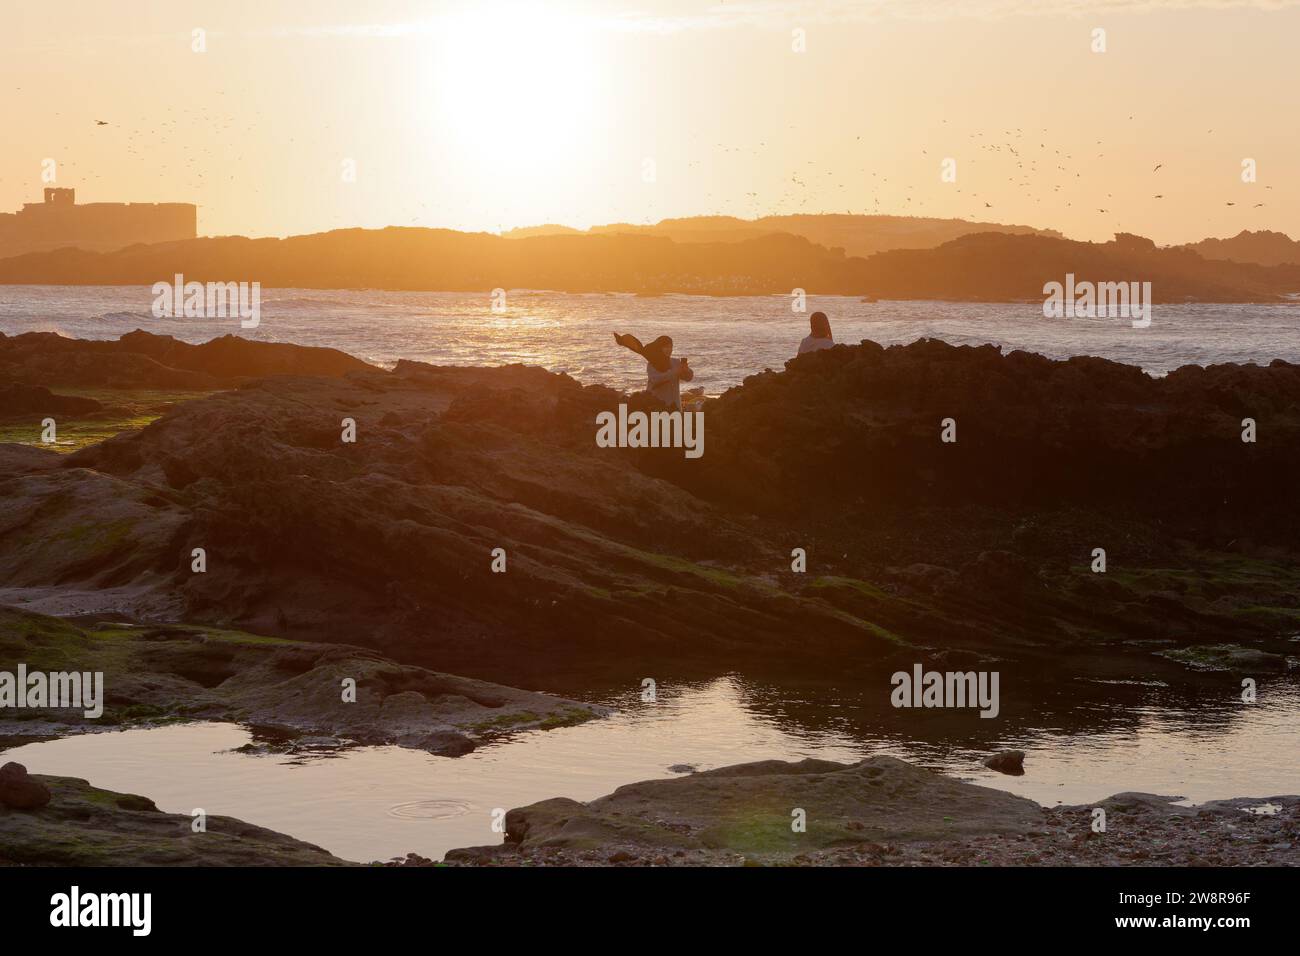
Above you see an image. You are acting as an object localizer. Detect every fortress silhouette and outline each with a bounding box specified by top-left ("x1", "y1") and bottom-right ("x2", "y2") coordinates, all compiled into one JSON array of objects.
[{"x1": 0, "y1": 188, "x2": 196, "y2": 258}]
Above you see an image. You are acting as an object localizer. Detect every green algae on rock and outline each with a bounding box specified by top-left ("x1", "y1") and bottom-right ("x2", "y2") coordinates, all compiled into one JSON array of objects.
[
  {"x1": 0, "y1": 772, "x2": 352, "y2": 866},
  {"x1": 0, "y1": 607, "x2": 606, "y2": 754}
]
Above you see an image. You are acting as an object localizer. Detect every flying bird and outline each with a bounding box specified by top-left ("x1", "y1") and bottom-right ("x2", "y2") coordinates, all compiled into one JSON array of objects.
[{"x1": 1153, "y1": 164, "x2": 1162, "y2": 172}]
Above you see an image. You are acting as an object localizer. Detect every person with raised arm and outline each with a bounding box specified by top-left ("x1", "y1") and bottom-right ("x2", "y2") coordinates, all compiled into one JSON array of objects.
[{"x1": 614, "y1": 332, "x2": 694, "y2": 410}]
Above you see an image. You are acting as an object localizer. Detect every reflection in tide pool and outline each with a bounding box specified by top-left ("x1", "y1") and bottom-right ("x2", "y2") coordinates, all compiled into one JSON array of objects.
[{"x1": 7, "y1": 675, "x2": 1298, "y2": 863}]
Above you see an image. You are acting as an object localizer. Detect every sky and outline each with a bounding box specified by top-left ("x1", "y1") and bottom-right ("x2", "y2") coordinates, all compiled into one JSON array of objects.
[{"x1": 2, "y1": 0, "x2": 1297, "y2": 245}]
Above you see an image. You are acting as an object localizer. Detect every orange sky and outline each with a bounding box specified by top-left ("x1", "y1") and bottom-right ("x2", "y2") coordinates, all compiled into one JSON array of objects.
[{"x1": 3, "y1": 0, "x2": 1297, "y2": 245}]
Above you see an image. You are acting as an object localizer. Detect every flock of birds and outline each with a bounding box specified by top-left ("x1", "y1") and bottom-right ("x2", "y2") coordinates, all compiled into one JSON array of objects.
[
  {"x1": 3, "y1": 90, "x2": 273, "y2": 204},
  {"x1": 2, "y1": 88, "x2": 1279, "y2": 235},
  {"x1": 745, "y1": 120, "x2": 1273, "y2": 225}
]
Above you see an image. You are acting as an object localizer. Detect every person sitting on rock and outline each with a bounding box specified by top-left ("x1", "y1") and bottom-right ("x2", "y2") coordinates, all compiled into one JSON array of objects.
[
  {"x1": 797, "y1": 311, "x2": 835, "y2": 356},
  {"x1": 614, "y1": 332, "x2": 694, "y2": 410}
]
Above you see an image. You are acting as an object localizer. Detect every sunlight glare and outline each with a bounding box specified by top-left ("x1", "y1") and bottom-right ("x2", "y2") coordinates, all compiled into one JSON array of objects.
[{"x1": 421, "y1": 4, "x2": 604, "y2": 198}]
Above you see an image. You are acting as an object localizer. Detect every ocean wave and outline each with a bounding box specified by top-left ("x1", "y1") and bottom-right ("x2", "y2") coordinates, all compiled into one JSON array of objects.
[
  {"x1": 97, "y1": 310, "x2": 157, "y2": 322},
  {"x1": 261, "y1": 296, "x2": 364, "y2": 310},
  {"x1": 263, "y1": 294, "x2": 419, "y2": 312}
]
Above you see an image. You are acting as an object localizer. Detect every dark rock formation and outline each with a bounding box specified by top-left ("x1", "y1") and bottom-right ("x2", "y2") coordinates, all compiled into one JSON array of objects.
[
  {"x1": 3, "y1": 334, "x2": 1298, "y2": 680},
  {"x1": 445, "y1": 756, "x2": 1044, "y2": 865},
  {"x1": 688, "y1": 337, "x2": 1300, "y2": 539},
  {"x1": 0, "y1": 607, "x2": 604, "y2": 752},
  {"x1": 0, "y1": 773, "x2": 352, "y2": 866},
  {"x1": 983, "y1": 750, "x2": 1026, "y2": 775},
  {"x1": 1180, "y1": 229, "x2": 1300, "y2": 267},
  {"x1": 440, "y1": 756, "x2": 1300, "y2": 867},
  {"x1": 0, "y1": 329, "x2": 370, "y2": 389},
  {"x1": 0, "y1": 761, "x2": 52, "y2": 810},
  {"x1": 0, "y1": 384, "x2": 102, "y2": 420},
  {"x1": 12, "y1": 361, "x2": 897, "y2": 674}
]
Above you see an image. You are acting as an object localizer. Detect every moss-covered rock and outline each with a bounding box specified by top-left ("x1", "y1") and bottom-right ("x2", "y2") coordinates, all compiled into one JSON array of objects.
[
  {"x1": 0, "y1": 607, "x2": 607, "y2": 754},
  {"x1": 447, "y1": 755, "x2": 1043, "y2": 865},
  {"x1": 0, "y1": 773, "x2": 351, "y2": 866}
]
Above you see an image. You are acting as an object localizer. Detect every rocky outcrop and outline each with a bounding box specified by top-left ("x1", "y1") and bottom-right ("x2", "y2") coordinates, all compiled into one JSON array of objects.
[
  {"x1": 3, "y1": 334, "x2": 1298, "y2": 680},
  {"x1": 8, "y1": 362, "x2": 904, "y2": 675},
  {"x1": 0, "y1": 773, "x2": 352, "y2": 866},
  {"x1": 445, "y1": 756, "x2": 1043, "y2": 865},
  {"x1": 1180, "y1": 229, "x2": 1300, "y2": 268},
  {"x1": 1156, "y1": 644, "x2": 1290, "y2": 672},
  {"x1": 983, "y1": 750, "x2": 1026, "y2": 775},
  {"x1": 0, "y1": 384, "x2": 102, "y2": 420},
  {"x1": 0, "y1": 762, "x2": 51, "y2": 810},
  {"x1": 0, "y1": 607, "x2": 604, "y2": 754},
  {"x1": 440, "y1": 755, "x2": 1300, "y2": 867},
  {"x1": 0, "y1": 329, "x2": 370, "y2": 389},
  {"x1": 7, "y1": 755, "x2": 1291, "y2": 867},
  {"x1": 689, "y1": 337, "x2": 1300, "y2": 537}
]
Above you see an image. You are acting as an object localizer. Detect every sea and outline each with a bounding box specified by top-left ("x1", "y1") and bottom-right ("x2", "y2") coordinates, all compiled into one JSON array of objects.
[{"x1": 3, "y1": 285, "x2": 1300, "y2": 395}]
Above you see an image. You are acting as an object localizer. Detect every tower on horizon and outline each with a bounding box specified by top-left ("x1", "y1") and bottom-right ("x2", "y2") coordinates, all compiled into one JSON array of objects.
[
  {"x1": 43, "y1": 187, "x2": 76, "y2": 206},
  {"x1": 0, "y1": 187, "x2": 196, "y2": 258}
]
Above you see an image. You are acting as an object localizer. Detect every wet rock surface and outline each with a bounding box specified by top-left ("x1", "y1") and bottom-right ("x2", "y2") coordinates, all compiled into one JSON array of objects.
[
  {"x1": 0, "y1": 762, "x2": 51, "y2": 810},
  {"x1": 438, "y1": 756, "x2": 1300, "y2": 867},
  {"x1": 0, "y1": 773, "x2": 352, "y2": 866},
  {"x1": 0, "y1": 607, "x2": 604, "y2": 753},
  {"x1": 983, "y1": 750, "x2": 1026, "y2": 775},
  {"x1": 3, "y1": 754, "x2": 1290, "y2": 868},
  {"x1": 452, "y1": 756, "x2": 1044, "y2": 861}
]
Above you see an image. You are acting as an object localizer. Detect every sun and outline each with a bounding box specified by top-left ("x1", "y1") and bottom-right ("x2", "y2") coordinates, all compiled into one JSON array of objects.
[{"x1": 417, "y1": 4, "x2": 606, "y2": 201}]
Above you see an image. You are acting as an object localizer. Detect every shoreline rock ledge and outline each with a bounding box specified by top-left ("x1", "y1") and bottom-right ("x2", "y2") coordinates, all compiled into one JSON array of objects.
[
  {"x1": 445, "y1": 755, "x2": 1043, "y2": 866},
  {"x1": 438, "y1": 755, "x2": 1300, "y2": 867},
  {"x1": 0, "y1": 773, "x2": 352, "y2": 866}
]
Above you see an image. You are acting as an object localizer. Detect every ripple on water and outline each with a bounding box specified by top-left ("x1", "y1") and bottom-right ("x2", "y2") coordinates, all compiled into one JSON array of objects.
[{"x1": 386, "y1": 799, "x2": 475, "y2": 821}]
